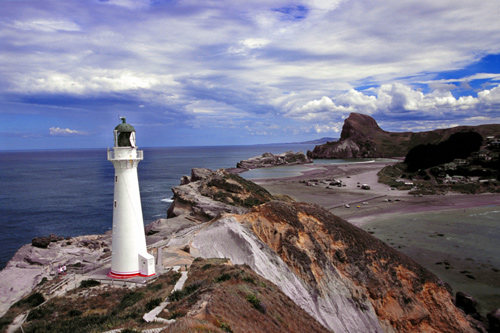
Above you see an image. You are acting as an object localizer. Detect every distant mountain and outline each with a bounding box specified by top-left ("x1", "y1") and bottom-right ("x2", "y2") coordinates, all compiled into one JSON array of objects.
[
  {"x1": 294, "y1": 137, "x2": 338, "y2": 145},
  {"x1": 308, "y1": 113, "x2": 500, "y2": 159},
  {"x1": 256, "y1": 137, "x2": 338, "y2": 146}
]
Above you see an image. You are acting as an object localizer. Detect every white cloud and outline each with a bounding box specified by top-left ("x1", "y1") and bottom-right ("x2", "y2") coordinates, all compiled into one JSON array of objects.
[
  {"x1": 49, "y1": 127, "x2": 87, "y2": 136},
  {"x1": 478, "y1": 86, "x2": 500, "y2": 105},
  {"x1": 9, "y1": 70, "x2": 170, "y2": 95},
  {"x1": 1, "y1": 0, "x2": 500, "y2": 145},
  {"x1": 10, "y1": 19, "x2": 81, "y2": 32},
  {"x1": 290, "y1": 83, "x2": 500, "y2": 125}
]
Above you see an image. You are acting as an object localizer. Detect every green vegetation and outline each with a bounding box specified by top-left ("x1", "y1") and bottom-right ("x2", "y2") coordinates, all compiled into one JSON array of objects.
[
  {"x1": 145, "y1": 297, "x2": 163, "y2": 311},
  {"x1": 404, "y1": 131, "x2": 482, "y2": 172},
  {"x1": 118, "y1": 292, "x2": 144, "y2": 310},
  {"x1": 246, "y1": 293, "x2": 266, "y2": 314},
  {"x1": 214, "y1": 273, "x2": 232, "y2": 283},
  {"x1": 217, "y1": 319, "x2": 233, "y2": 332},
  {"x1": 168, "y1": 283, "x2": 201, "y2": 302},
  {"x1": 7, "y1": 270, "x2": 180, "y2": 333},
  {"x1": 14, "y1": 292, "x2": 45, "y2": 308},
  {"x1": 206, "y1": 173, "x2": 273, "y2": 207},
  {"x1": 241, "y1": 275, "x2": 256, "y2": 284},
  {"x1": 79, "y1": 279, "x2": 101, "y2": 288},
  {"x1": 378, "y1": 133, "x2": 500, "y2": 195}
]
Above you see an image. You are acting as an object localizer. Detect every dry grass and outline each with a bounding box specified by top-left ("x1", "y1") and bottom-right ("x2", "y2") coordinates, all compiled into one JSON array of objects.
[
  {"x1": 1, "y1": 270, "x2": 181, "y2": 333},
  {"x1": 165, "y1": 258, "x2": 328, "y2": 333}
]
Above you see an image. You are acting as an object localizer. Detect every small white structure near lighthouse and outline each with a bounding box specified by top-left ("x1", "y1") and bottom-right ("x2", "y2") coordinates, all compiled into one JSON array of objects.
[{"x1": 107, "y1": 117, "x2": 155, "y2": 279}]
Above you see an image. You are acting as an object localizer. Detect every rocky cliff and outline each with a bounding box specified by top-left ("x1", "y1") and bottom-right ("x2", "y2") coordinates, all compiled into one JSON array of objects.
[
  {"x1": 191, "y1": 201, "x2": 477, "y2": 332},
  {"x1": 308, "y1": 112, "x2": 500, "y2": 158},
  {"x1": 0, "y1": 167, "x2": 483, "y2": 332},
  {"x1": 235, "y1": 151, "x2": 312, "y2": 170},
  {"x1": 0, "y1": 234, "x2": 111, "y2": 318},
  {"x1": 165, "y1": 169, "x2": 478, "y2": 331},
  {"x1": 167, "y1": 168, "x2": 275, "y2": 221}
]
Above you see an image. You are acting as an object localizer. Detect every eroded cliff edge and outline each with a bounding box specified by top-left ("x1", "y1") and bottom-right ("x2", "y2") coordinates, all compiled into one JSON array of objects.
[
  {"x1": 165, "y1": 168, "x2": 478, "y2": 332},
  {"x1": 1, "y1": 167, "x2": 482, "y2": 332}
]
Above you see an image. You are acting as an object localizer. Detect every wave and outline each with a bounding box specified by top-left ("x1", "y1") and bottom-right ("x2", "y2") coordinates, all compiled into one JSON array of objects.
[{"x1": 161, "y1": 198, "x2": 174, "y2": 203}]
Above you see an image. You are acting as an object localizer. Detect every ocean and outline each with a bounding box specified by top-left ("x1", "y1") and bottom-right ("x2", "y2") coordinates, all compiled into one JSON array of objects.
[{"x1": 0, "y1": 144, "x2": 314, "y2": 270}]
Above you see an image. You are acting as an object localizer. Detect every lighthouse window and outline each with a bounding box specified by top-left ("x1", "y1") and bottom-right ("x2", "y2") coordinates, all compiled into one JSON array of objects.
[
  {"x1": 114, "y1": 200, "x2": 117, "y2": 208},
  {"x1": 115, "y1": 176, "x2": 118, "y2": 183}
]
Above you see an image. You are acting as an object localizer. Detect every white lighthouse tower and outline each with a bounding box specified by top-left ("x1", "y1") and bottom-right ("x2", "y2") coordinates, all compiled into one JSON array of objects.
[{"x1": 107, "y1": 117, "x2": 155, "y2": 279}]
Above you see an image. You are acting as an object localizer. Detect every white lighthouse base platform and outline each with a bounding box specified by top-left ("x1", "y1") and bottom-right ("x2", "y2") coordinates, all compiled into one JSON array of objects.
[{"x1": 107, "y1": 252, "x2": 155, "y2": 279}]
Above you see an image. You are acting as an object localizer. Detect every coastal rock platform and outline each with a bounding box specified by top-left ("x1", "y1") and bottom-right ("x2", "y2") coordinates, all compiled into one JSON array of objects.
[{"x1": 234, "y1": 150, "x2": 312, "y2": 171}]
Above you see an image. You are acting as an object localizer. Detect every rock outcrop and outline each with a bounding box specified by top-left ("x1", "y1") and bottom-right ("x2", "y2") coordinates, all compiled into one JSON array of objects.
[
  {"x1": 167, "y1": 168, "x2": 274, "y2": 221},
  {"x1": 308, "y1": 112, "x2": 500, "y2": 158},
  {"x1": 0, "y1": 234, "x2": 111, "y2": 317},
  {"x1": 165, "y1": 258, "x2": 329, "y2": 332},
  {"x1": 0, "y1": 167, "x2": 482, "y2": 332},
  {"x1": 191, "y1": 201, "x2": 476, "y2": 332},
  {"x1": 236, "y1": 151, "x2": 312, "y2": 170}
]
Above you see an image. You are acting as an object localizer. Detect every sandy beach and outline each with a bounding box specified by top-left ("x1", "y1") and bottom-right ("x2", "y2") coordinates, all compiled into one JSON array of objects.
[
  {"x1": 250, "y1": 162, "x2": 500, "y2": 223},
  {"x1": 250, "y1": 161, "x2": 500, "y2": 316}
]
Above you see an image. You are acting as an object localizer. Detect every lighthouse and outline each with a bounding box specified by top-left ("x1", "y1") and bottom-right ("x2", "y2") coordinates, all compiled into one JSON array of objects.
[{"x1": 107, "y1": 117, "x2": 155, "y2": 279}]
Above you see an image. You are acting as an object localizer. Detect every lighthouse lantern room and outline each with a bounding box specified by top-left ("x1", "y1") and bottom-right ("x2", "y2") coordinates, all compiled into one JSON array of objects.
[{"x1": 107, "y1": 117, "x2": 155, "y2": 279}]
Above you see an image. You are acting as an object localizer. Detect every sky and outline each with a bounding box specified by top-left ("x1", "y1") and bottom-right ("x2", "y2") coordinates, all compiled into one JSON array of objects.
[{"x1": 1, "y1": 0, "x2": 500, "y2": 150}]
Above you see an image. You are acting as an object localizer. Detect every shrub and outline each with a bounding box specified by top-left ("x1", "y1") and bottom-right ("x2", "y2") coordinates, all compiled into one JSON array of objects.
[
  {"x1": 246, "y1": 293, "x2": 266, "y2": 314},
  {"x1": 168, "y1": 272, "x2": 182, "y2": 285},
  {"x1": 68, "y1": 309, "x2": 82, "y2": 317},
  {"x1": 241, "y1": 276, "x2": 255, "y2": 284},
  {"x1": 119, "y1": 292, "x2": 144, "y2": 310},
  {"x1": 168, "y1": 283, "x2": 200, "y2": 302},
  {"x1": 27, "y1": 307, "x2": 50, "y2": 321},
  {"x1": 145, "y1": 298, "x2": 163, "y2": 312},
  {"x1": 168, "y1": 310, "x2": 185, "y2": 319},
  {"x1": 79, "y1": 279, "x2": 101, "y2": 288},
  {"x1": 147, "y1": 283, "x2": 163, "y2": 292},
  {"x1": 37, "y1": 277, "x2": 48, "y2": 286},
  {"x1": 214, "y1": 273, "x2": 232, "y2": 283},
  {"x1": 217, "y1": 319, "x2": 233, "y2": 332},
  {"x1": 15, "y1": 292, "x2": 45, "y2": 308}
]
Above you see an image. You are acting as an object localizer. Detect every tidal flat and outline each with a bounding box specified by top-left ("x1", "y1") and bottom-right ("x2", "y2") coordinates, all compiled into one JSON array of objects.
[
  {"x1": 360, "y1": 206, "x2": 500, "y2": 316},
  {"x1": 254, "y1": 161, "x2": 500, "y2": 318}
]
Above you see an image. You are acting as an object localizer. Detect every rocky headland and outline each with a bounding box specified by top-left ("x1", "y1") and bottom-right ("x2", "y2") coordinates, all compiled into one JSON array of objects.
[
  {"x1": 1, "y1": 165, "x2": 496, "y2": 332},
  {"x1": 308, "y1": 112, "x2": 500, "y2": 159},
  {"x1": 234, "y1": 150, "x2": 312, "y2": 171}
]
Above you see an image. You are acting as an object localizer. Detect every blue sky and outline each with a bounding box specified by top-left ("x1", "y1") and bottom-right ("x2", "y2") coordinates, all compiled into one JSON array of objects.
[{"x1": 1, "y1": 0, "x2": 499, "y2": 150}]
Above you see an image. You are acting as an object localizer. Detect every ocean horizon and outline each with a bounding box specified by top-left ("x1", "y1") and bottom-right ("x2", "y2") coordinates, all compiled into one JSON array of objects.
[{"x1": 0, "y1": 144, "x2": 315, "y2": 270}]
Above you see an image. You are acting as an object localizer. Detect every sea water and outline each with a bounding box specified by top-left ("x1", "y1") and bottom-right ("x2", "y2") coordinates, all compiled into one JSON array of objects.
[{"x1": 0, "y1": 144, "x2": 314, "y2": 269}]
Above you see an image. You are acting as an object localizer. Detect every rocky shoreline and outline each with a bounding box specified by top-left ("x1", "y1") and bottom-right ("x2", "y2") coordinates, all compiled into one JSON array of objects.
[
  {"x1": 230, "y1": 150, "x2": 312, "y2": 172},
  {"x1": 2, "y1": 161, "x2": 499, "y2": 331}
]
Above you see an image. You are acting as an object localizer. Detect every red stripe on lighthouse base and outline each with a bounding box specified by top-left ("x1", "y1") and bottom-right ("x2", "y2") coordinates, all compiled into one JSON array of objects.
[
  {"x1": 107, "y1": 270, "x2": 156, "y2": 279},
  {"x1": 107, "y1": 270, "x2": 140, "y2": 279}
]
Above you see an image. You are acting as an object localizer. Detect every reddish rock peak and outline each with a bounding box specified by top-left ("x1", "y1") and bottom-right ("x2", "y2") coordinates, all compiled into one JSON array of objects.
[{"x1": 340, "y1": 112, "x2": 384, "y2": 141}]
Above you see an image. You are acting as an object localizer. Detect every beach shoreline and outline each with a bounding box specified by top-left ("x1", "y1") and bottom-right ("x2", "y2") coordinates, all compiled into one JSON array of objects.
[
  {"x1": 250, "y1": 161, "x2": 500, "y2": 316},
  {"x1": 249, "y1": 161, "x2": 500, "y2": 224}
]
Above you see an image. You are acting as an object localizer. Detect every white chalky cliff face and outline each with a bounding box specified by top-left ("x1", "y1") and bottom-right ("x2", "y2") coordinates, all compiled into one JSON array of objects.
[{"x1": 107, "y1": 117, "x2": 155, "y2": 279}]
